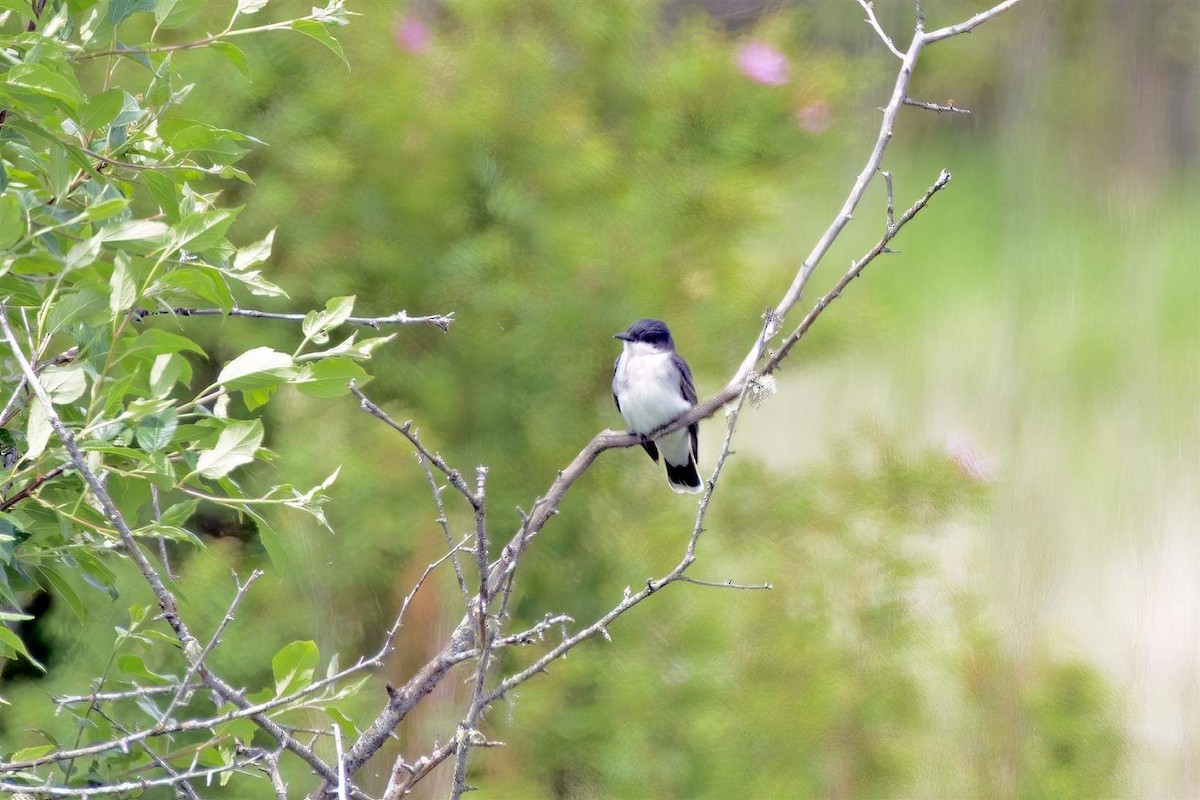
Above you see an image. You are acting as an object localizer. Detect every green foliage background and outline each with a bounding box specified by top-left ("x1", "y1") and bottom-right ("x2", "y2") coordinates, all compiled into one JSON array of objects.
[{"x1": 8, "y1": 0, "x2": 1192, "y2": 796}]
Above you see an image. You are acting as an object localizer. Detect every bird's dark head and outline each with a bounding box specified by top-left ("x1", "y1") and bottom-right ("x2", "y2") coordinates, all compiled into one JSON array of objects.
[{"x1": 615, "y1": 318, "x2": 675, "y2": 350}]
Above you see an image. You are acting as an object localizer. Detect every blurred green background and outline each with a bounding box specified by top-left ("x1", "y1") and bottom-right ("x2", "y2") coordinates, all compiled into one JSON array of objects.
[{"x1": 8, "y1": 0, "x2": 1199, "y2": 796}]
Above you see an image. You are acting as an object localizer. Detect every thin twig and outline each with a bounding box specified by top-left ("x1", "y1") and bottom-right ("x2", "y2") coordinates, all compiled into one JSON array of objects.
[
  {"x1": 0, "y1": 751, "x2": 268, "y2": 797},
  {"x1": 903, "y1": 97, "x2": 971, "y2": 114},
  {"x1": 93, "y1": 707, "x2": 202, "y2": 800},
  {"x1": 678, "y1": 577, "x2": 774, "y2": 591},
  {"x1": 857, "y1": 0, "x2": 905, "y2": 59},
  {"x1": 321, "y1": 2, "x2": 1023, "y2": 791},
  {"x1": 923, "y1": 0, "x2": 1022, "y2": 42},
  {"x1": 766, "y1": 170, "x2": 952, "y2": 370},
  {"x1": 450, "y1": 467, "x2": 492, "y2": 799},
  {"x1": 134, "y1": 306, "x2": 455, "y2": 332},
  {"x1": 160, "y1": 570, "x2": 264, "y2": 724},
  {"x1": 0, "y1": 464, "x2": 67, "y2": 511},
  {"x1": 53, "y1": 684, "x2": 196, "y2": 706},
  {"x1": 265, "y1": 750, "x2": 288, "y2": 800},
  {"x1": 415, "y1": 452, "x2": 471, "y2": 611},
  {"x1": 351, "y1": 387, "x2": 479, "y2": 508},
  {"x1": 150, "y1": 484, "x2": 174, "y2": 581},
  {"x1": 333, "y1": 724, "x2": 348, "y2": 800},
  {"x1": 882, "y1": 169, "x2": 896, "y2": 231}
]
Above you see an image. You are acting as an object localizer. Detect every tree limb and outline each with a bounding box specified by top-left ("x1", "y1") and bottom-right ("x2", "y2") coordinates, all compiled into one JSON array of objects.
[{"x1": 133, "y1": 306, "x2": 455, "y2": 332}]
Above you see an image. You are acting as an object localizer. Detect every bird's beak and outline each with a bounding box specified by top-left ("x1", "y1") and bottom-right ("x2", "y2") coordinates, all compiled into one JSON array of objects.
[{"x1": 614, "y1": 332, "x2": 633, "y2": 341}]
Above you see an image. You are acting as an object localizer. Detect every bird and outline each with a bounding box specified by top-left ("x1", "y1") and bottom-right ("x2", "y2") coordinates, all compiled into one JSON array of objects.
[{"x1": 611, "y1": 318, "x2": 702, "y2": 494}]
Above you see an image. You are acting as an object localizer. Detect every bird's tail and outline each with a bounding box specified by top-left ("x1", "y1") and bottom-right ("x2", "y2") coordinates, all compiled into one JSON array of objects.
[{"x1": 665, "y1": 456, "x2": 703, "y2": 494}]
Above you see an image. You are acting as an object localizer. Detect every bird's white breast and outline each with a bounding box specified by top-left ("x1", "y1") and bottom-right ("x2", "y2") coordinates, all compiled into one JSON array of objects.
[{"x1": 613, "y1": 345, "x2": 691, "y2": 435}]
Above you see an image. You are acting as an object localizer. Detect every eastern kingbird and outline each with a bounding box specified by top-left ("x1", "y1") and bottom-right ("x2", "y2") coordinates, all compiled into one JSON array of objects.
[{"x1": 612, "y1": 319, "x2": 702, "y2": 494}]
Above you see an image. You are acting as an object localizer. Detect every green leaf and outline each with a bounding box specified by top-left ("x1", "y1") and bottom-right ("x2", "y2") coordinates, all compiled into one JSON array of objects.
[
  {"x1": 6, "y1": 64, "x2": 84, "y2": 111},
  {"x1": 64, "y1": 235, "x2": 103, "y2": 271},
  {"x1": 46, "y1": 290, "x2": 107, "y2": 334},
  {"x1": 136, "y1": 409, "x2": 177, "y2": 452},
  {"x1": 116, "y1": 653, "x2": 174, "y2": 684},
  {"x1": 327, "y1": 706, "x2": 358, "y2": 739},
  {"x1": 42, "y1": 367, "x2": 87, "y2": 404},
  {"x1": 170, "y1": 208, "x2": 239, "y2": 253},
  {"x1": 0, "y1": 625, "x2": 43, "y2": 671},
  {"x1": 25, "y1": 400, "x2": 51, "y2": 460},
  {"x1": 158, "y1": 267, "x2": 234, "y2": 313},
  {"x1": 302, "y1": 295, "x2": 355, "y2": 344},
  {"x1": 224, "y1": 268, "x2": 287, "y2": 298},
  {"x1": 136, "y1": 522, "x2": 202, "y2": 546},
  {"x1": 109, "y1": 0, "x2": 157, "y2": 25},
  {"x1": 291, "y1": 20, "x2": 347, "y2": 64},
  {"x1": 82, "y1": 196, "x2": 132, "y2": 222},
  {"x1": 101, "y1": 219, "x2": 170, "y2": 244},
  {"x1": 234, "y1": 229, "x2": 274, "y2": 271},
  {"x1": 155, "y1": 0, "x2": 202, "y2": 29},
  {"x1": 0, "y1": 193, "x2": 24, "y2": 249},
  {"x1": 11, "y1": 744, "x2": 56, "y2": 761},
  {"x1": 109, "y1": 254, "x2": 136, "y2": 314},
  {"x1": 121, "y1": 329, "x2": 206, "y2": 362},
  {"x1": 38, "y1": 566, "x2": 83, "y2": 623},
  {"x1": 237, "y1": 0, "x2": 270, "y2": 14},
  {"x1": 149, "y1": 352, "x2": 192, "y2": 395},
  {"x1": 142, "y1": 171, "x2": 179, "y2": 221},
  {"x1": 244, "y1": 507, "x2": 287, "y2": 569},
  {"x1": 210, "y1": 41, "x2": 251, "y2": 79},
  {"x1": 159, "y1": 498, "x2": 198, "y2": 527},
  {"x1": 218, "y1": 347, "x2": 295, "y2": 391},
  {"x1": 272, "y1": 640, "x2": 318, "y2": 696},
  {"x1": 295, "y1": 357, "x2": 369, "y2": 399},
  {"x1": 193, "y1": 419, "x2": 262, "y2": 479},
  {"x1": 80, "y1": 89, "x2": 125, "y2": 130}
]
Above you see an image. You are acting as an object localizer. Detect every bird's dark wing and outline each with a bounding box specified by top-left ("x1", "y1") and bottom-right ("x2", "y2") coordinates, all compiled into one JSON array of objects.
[{"x1": 672, "y1": 353, "x2": 699, "y2": 461}]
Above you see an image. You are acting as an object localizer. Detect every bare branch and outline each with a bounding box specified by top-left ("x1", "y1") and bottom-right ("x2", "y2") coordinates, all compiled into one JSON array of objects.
[
  {"x1": 767, "y1": 170, "x2": 951, "y2": 370},
  {"x1": 923, "y1": 0, "x2": 1022, "y2": 43},
  {"x1": 351, "y1": 386, "x2": 480, "y2": 509},
  {"x1": 415, "y1": 452, "x2": 471, "y2": 613},
  {"x1": 92, "y1": 707, "x2": 202, "y2": 800},
  {"x1": 857, "y1": 0, "x2": 905, "y2": 59},
  {"x1": 321, "y1": 2, "x2": 1020, "y2": 789},
  {"x1": 0, "y1": 318, "x2": 346, "y2": 784},
  {"x1": 0, "y1": 307, "x2": 202, "y2": 658},
  {"x1": 451, "y1": 467, "x2": 493, "y2": 800},
  {"x1": 380, "y1": 534, "x2": 474, "y2": 655},
  {"x1": 882, "y1": 170, "x2": 896, "y2": 232},
  {"x1": 133, "y1": 306, "x2": 456, "y2": 332},
  {"x1": 678, "y1": 577, "x2": 774, "y2": 591},
  {"x1": 161, "y1": 570, "x2": 264, "y2": 724},
  {"x1": 54, "y1": 685, "x2": 197, "y2": 706},
  {"x1": 484, "y1": 378, "x2": 756, "y2": 709},
  {"x1": 333, "y1": 724, "x2": 349, "y2": 800},
  {"x1": 0, "y1": 464, "x2": 67, "y2": 511},
  {"x1": 265, "y1": 750, "x2": 289, "y2": 800},
  {"x1": 903, "y1": 97, "x2": 971, "y2": 114},
  {"x1": 0, "y1": 751, "x2": 268, "y2": 797},
  {"x1": 149, "y1": 484, "x2": 175, "y2": 581}
]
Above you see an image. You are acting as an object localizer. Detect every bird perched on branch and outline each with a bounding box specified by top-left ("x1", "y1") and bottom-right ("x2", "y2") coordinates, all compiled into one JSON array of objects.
[{"x1": 612, "y1": 318, "x2": 701, "y2": 494}]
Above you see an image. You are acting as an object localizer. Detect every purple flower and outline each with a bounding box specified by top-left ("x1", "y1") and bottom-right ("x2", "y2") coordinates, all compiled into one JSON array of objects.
[
  {"x1": 736, "y1": 42, "x2": 789, "y2": 86},
  {"x1": 395, "y1": 17, "x2": 430, "y2": 54},
  {"x1": 945, "y1": 433, "x2": 998, "y2": 484},
  {"x1": 796, "y1": 102, "x2": 833, "y2": 133}
]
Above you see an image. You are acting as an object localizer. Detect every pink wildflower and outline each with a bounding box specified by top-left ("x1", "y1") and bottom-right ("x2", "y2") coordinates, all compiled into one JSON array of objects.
[
  {"x1": 945, "y1": 433, "x2": 998, "y2": 484},
  {"x1": 395, "y1": 17, "x2": 430, "y2": 54},
  {"x1": 736, "y1": 42, "x2": 789, "y2": 86},
  {"x1": 796, "y1": 102, "x2": 833, "y2": 133}
]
